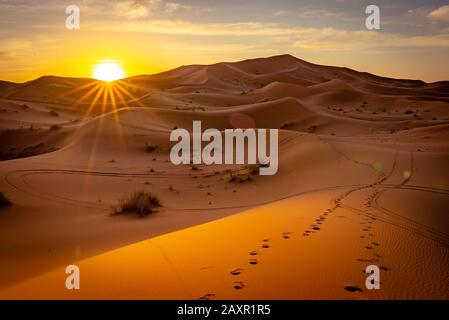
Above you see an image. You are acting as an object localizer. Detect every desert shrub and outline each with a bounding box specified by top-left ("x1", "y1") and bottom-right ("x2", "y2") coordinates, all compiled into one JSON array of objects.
[
  {"x1": 113, "y1": 191, "x2": 161, "y2": 217},
  {"x1": 145, "y1": 143, "x2": 158, "y2": 153},
  {"x1": 246, "y1": 164, "x2": 260, "y2": 175},
  {"x1": 226, "y1": 164, "x2": 261, "y2": 183},
  {"x1": 49, "y1": 124, "x2": 61, "y2": 130},
  {"x1": 228, "y1": 172, "x2": 252, "y2": 183},
  {"x1": 48, "y1": 110, "x2": 59, "y2": 116},
  {"x1": 280, "y1": 121, "x2": 296, "y2": 130},
  {"x1": 0, "y1": 193, "x2": 11, "y2": 208}
]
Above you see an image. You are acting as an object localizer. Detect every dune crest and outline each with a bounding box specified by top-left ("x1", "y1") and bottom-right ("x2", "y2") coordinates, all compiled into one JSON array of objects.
[{"x1": 0, "y1": 55, "x2": 448, "y2": 299}]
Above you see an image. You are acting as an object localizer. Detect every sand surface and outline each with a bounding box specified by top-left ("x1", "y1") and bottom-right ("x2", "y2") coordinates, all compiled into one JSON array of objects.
[{"x1": 0, "y1": 55, "x2": 448, "y2": 299}]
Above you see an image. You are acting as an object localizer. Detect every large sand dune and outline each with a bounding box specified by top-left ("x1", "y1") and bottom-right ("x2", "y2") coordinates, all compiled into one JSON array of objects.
[{"x1": 0, "y1": 55, "x2": 448, "y2": 299}]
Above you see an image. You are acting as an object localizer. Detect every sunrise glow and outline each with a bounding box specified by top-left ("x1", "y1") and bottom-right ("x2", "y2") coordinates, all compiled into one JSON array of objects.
[{"x1": 92, "y1": 61, "x2": 125, "y2": 82}]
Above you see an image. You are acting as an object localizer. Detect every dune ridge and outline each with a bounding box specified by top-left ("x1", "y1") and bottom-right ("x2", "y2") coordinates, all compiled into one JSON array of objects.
[{"x1": 0, "y1": 54, "x2": 448, "y2": 299}]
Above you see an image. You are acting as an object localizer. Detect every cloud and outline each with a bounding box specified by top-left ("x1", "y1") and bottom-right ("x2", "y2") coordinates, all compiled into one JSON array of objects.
[
  {"x1": 87, "y1": 19, "x2": 449, "y2": 50},
  {"x1": 97, "y1": 0, "x2": 212, "y2": 19},
  {"x1": 272, "y1": 7, "x2": 345, "y2": 20},
  {"x1": 113, "y1": 0, "x2": 161, "y2": 19},
  {"x1": 89, "y1": 20, "x2": 296, "y2": 36},
  {"x1": 0, "y1": 51, "x2": 13, "y2": 60},
  {"x1": 293, "y1": 28, "x2": 449, "y2": 51},
  {"x1": 427, "y1": 5, "x2": 449, "y2": 23},
  {"x1": 297, "y1": 8, "x2": 343, "y2": 19},
  {"x1": 273, "y1": 10, "x2": 288, "y2": 17},
  {"x1": 164, "y1": 2, "x2": 212, "y2": 15}
]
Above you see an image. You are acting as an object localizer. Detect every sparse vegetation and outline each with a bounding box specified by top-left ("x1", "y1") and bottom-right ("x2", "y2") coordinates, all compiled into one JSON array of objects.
[
  {"x1": 225, "y1": 163, "x2": 267, "y2": 183},
  {"x1": 280, "y1": 121, "x2": 296, "y2": 130},
  {"x1": 145, "y1": 143, "x2": 158, "y2": 153},
  {"x1": 113, "y1": 191, "x2": 161, "y2": 217},
  {"x1": 246, "y1": 164, "x2": 260, "y2": 175},
  {"x1": 48, "y1": 110, "x2": 59, "y2": 117},
  {"x1": 228, "y1": 173, "x2": 252, "y2": 183},
  {"x1": 0, "y1": 193, "x2": 11, "y2": 208},
  {"x1": 49, "y1": 124, "x2": 61, "y2": 130}
]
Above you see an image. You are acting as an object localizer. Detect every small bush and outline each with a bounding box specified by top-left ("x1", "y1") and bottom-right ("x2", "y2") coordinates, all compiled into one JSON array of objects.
[
  {"x1": 0, "y1": 193, "x2": 11, "y2": 208},
  {"x1": 49, "y1": 124, "x2": 61, "y2": 130},
  {"x1": 145, "y1": 143, "x2": 158, "y2": 153},
  {"x1": 228, "y1": 173, "x2": 252, "y2": 183},
  {"x1": 113, "y1": 191, "x2": 161, "y2": 217},
  {"x1": 246, "y1": 164, "x2": 260, "y2": 175},
  {"x1": 280, "y1": 121, "x2": 296, "y2": 130},
  {"x1": 48, "y1": 110, "x2": 59, "y2": 117}
]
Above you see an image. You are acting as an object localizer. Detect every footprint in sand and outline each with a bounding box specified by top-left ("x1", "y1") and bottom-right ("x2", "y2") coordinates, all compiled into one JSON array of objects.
[
  {"x1": 312, "y1": 226, "x2": 320, "y2": 231},
  {"x1": 234, "y1": 281, "x2": 245, "y2": 290},
  {"x1": 357, "y1": 258, "x2": 380, "y2": 263},
  {"x1": 262, "y1": 239, "x2": 271, "y2": 248},
  {"x1": 365, "y1": 246, "x2": 373, "y2": 250},
  {"x1": 344, "y1": 285, "x2": 363, "y2": 293},
  {"x1": 198, "y1": 293, "x2": 216, "y2": 300},
  {"x1": 249, "y1": 258, "x2": 258, "y2": 265},
  {"x1": 372, "y1": 242, "x2": 380, "y2": 246},
  {"x1": 380, "y1": 266, "x2": 390, "y2": 271},
  {"x1": 230, "y1": 268, "x2": 243, "y2": 276},
  {"x1": 282, "y1": 232, "x2": 292, "y2": 239},
  {"x1": 249, "y1": 250, "x2": 258, "y2": 256}
]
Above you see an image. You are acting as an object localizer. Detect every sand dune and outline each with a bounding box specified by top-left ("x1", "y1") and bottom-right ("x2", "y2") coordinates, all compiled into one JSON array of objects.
[{"x1": 0, "y1": 55, "x2": 448, "y2": 299}]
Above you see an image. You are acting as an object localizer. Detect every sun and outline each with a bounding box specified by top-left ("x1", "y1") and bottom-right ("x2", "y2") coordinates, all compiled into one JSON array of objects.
[{"x1": 92, "y1": 61, "x2": 125, "y2": 82}]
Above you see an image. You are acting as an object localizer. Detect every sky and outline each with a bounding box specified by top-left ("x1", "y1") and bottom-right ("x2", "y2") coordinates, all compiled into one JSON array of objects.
[{"x1": 0, "y1": 0, "x2": 448, "y2": 82}]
